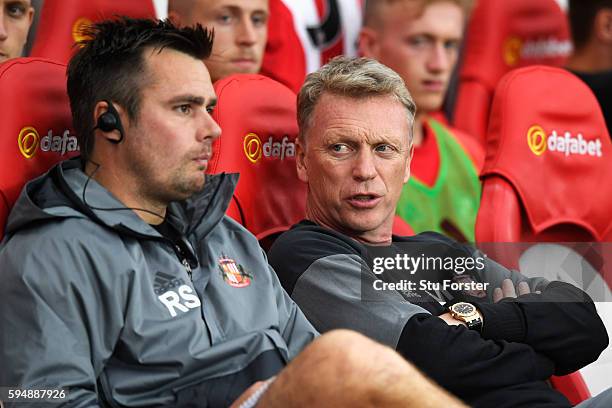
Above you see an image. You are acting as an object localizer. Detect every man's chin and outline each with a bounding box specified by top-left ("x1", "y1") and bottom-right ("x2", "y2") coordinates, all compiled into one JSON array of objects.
[
  {"x1": 211, "y1": 61, "x2": 261, "y2": 82},
  {"x1": 415, "y1": 97, "x2": 445, "y2": 114},
  {"x1": 341, "y1": 218, "x2": 385, "y2": 236},
  {"x1": 171, "y1": 176, "x2": 206, "y2": 200},
  {"x1": 233, "y1": 64, "x2": 261, "y2": 75}
]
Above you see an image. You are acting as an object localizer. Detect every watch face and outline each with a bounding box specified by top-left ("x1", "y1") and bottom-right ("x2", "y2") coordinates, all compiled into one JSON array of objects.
[{"x1": 454, "y1": 303, "x2": 474, "y2": 315}]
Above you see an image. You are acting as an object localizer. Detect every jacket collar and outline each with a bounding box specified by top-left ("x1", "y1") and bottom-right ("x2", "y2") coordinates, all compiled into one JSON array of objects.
[{"x1": 6, "y1": 157, "x2": 239, "y2": 240}]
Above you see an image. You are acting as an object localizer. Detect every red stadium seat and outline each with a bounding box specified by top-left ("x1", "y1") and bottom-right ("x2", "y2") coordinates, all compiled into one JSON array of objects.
[
  {"x1": 453, "y1": 0, "x2": 571, "y2": 145},
  {"x1": 207, "y1": 74, "x2": 306, "y2": 245},
  {"x1": 29, "y1": 0, "x2": 156, "y2": 64},
  {"x1": 476, "y1": 65, "x2": 612, "y2": 404},
  {"x1": 260, "y1": 0, "x2": 307, "y2": 94},
  {"x1": 392, "y1": 216, "x2": 414, "y2": 237},
  {"x1": 0, "y1": 58, "x2": 77, "y2": 240}
]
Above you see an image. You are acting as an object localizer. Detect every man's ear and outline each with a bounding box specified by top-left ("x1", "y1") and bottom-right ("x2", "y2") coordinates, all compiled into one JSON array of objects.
[
  {"x1": 27, "y1": 6, "x2": 35, "y2": 27},
  {"x1": 358, "y1": 27, "x2": 381, "y2": 58},
  {"x1": 595, "y1": 8, "x2": 612, "y2": 43},
  {"x1": 296, "y1": 137, "x2": 309, "y2": 183},
  {"x1": 93, "y1": 101, "x2": 125, "y2": 144},
  {"x1": 403, "y1": 144, "x2": 414, "y2": 183}
]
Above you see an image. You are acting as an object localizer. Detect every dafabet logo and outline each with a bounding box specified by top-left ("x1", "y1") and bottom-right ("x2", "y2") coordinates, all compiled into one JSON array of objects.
[
  {"x1": 18, "y1": 127, "x2": 79, "y2": 159},
  {"x1": 503, "y1": 36, "x2": 571, "y2": 67},
  {"x1": 243, "y1": 132, "x2": 295, "y2": 164},
  {"x1": 527, "y1": 125, "x2": 603, "y2": 158}
]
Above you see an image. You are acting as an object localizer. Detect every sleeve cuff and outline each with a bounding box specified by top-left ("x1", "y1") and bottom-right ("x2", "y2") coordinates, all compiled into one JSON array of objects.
[{"x1": 477, "y1": 301, "x2": 526, "y2": 342}]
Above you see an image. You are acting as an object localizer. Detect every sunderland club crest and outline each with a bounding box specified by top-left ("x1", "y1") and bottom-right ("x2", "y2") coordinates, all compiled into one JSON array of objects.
[{"x1": 218, "y1": 254, "x2": 253, "y2": 288}]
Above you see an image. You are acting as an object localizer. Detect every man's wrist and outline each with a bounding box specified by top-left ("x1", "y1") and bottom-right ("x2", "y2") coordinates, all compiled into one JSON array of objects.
[
  {"x1": 477, "y1": 302, "x2": 526, "y2": 342},
  {"x1": 447, "y1": 302, "x2": 484, "y2": 332},
  {"x1": 438, "y1": 312, "x2": 467, "y2": 327}
]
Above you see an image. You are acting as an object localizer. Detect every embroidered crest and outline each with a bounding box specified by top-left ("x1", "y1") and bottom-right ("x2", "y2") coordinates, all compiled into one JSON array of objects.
[{"x1": 218, "y1": 254, "x2": 253, "y2": 288}]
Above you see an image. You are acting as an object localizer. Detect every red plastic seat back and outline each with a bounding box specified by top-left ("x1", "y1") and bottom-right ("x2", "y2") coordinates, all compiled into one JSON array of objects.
[
  {"x1": 208, "y1": 74, "x2": 306, "y2": 242},
  {"x1": 478, "y1": 65, "x2": 612, "y2": 243},
  {"x1": 0, "y1": 58, "x2": 77, "y2": 239},
  {"x1": 476, "y1": 65, "x2": 612, "y2": 404},
  {"x1": 453, "y1": 0, "x2": 571, "y2": 145},
  {"x1": 29, "y1": 0, "x2": 156, "y2": 64}
]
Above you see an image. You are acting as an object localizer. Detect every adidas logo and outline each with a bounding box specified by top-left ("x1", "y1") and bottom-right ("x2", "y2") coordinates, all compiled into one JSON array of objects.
[
  {"x1": 153, "y1": 271, "x2": 184, "y2": 295},
  {"x1": 155, "y1": 271, "x2": 201, "y2": 318}
]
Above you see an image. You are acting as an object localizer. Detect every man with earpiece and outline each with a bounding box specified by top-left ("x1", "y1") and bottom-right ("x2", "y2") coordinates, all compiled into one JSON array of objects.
[{"x1": 0, "y1": 17, "x2": 466, "y2": 408}]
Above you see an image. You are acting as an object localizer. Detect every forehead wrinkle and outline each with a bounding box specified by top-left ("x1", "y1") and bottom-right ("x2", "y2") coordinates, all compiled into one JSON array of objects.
[
  {"x1": 311, "y1": 93, "x2": 411, "y2": 147},
  {"x1": 322, "y1": 123, "x2": 406, "y2": 147}
]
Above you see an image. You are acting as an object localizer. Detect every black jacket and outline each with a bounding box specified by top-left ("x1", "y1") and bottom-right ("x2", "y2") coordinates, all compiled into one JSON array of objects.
[{"x1": 269, "y1": 220, "x2": 609, "y2": 408}]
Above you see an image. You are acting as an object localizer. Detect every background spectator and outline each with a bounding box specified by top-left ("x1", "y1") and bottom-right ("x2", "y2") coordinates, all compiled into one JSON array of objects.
[
  {"x1": 566, "y1": 0, "x2": 612, "y2": 135},
  {"x1": 0, "y1": 0, "x2": 34, "y2": 62},
  {"x1": 168, "y1": 0, "x2": 268, "y2": 82}
]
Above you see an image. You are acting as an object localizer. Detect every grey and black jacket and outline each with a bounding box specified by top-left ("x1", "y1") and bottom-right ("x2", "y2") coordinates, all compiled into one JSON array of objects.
[
  {"x1": 269, "y1": 220, "x2": 609, "y2": 408},
  {"x1": 0, "y1": 158, "x2": 317, "y2": 407}
]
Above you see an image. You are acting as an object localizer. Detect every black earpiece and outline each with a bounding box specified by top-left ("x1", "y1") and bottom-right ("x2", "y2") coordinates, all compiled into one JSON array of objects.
[{"x1": 95, "y1": 99, "x2": 125, "y2": 144}]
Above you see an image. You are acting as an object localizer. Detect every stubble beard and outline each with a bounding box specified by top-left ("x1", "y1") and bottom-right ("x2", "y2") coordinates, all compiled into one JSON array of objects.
[{"x1": 130, "y1": 152, "x2": 206, "y2": 206}]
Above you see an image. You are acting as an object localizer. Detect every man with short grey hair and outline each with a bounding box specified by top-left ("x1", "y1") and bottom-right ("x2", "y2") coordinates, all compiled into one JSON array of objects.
[
  {"x1": 269, "y1": 55, "x2": 611, "y2": 408},
  {"x1": 297, "y1": 56, "x2": 416, "y2": 143}
]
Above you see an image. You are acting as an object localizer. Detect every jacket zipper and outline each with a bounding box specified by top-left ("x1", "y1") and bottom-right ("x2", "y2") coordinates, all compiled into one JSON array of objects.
[{"x1": 181, "y1": 257, "x2": 193, "y2": 280}]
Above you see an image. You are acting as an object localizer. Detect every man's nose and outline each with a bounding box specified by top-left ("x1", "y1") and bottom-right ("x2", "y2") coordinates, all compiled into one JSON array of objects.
[
  {"x1": 0, "y1": 13, "x2": 9, "y2": 40},
  {"x1": 426, "y1": 43, "x2": 450, "y2": 73},
  {"x1": 197, "y1": 111, "x2": 222, "y2": 143},
  {"x1": 236, "y1": 17, "x2": 257, "y2": 46},
  {"x1": 352, "y1": 149, "x2": 378, "y2": 181}
]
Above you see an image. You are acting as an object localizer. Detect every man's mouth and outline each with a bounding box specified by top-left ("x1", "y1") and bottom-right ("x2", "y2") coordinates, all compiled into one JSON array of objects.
[
  {"x1": 232, "y1": 58, "x2": 257, "y2": 69},
  {"x1": 346, "y1": 193, "x2": 382, "y2": 209},
  {"x1": 422, "y1": 80, "x2": 445, "y2": 92},
  {"x1": 193, "y1": 154, "x2": 211, "y2": 169}
]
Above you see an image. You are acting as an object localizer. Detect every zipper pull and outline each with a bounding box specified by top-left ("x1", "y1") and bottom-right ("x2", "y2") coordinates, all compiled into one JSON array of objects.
[{"x1": 182, "y1": 258, "x2": 193, "y2": 280}]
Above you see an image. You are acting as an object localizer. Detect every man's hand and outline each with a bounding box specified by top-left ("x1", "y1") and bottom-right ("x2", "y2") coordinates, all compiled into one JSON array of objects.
[
  {"x1": 438, "y1": 312, "x2": 466, "y2": 327},
  {"x1": 229, "y1": 380, "x2": 267, "y2": 408},
  {"x1": 493, "y1": 279, "x2": 539, "y2": 303}
]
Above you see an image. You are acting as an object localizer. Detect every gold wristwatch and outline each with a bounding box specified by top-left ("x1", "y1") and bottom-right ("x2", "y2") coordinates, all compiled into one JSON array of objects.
[{"x1": 448, "y1": 302, "x2": 483, "y2": 332}]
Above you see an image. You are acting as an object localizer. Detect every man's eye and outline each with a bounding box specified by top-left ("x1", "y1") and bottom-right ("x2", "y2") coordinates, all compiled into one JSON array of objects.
[
  {"x1": 407, "y1": 35, "x2": 430, "y2": 49},
  {"x1": 252, "y1": 13, "x2": 268, "y2": 27},
  {"x1": 7, "y1": 3, "x2": 27, "y2": 18},
  {"x1": 444, "y1": 40, "x2": 461, "y2": 52},
  {"x1": 206, "y1": 106, "x2": 215, "y2": 114},
  {"x1": 176, "y1": 105, "x2": 192, "y2": 115},
  {"x1": 375, "y1": 144, "x2": 395, "y2": 153},
  {"x1": 331, "y1": 144, "x2": 350, "y2": 153},
  {"x1": 217, "y1": 13, "x2": 233, "y2": 24}
]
